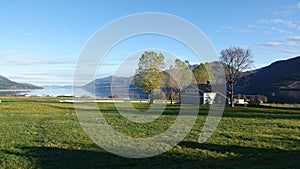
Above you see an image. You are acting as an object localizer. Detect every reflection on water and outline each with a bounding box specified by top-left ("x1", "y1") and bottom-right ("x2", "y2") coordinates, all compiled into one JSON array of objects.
[
  {"x1": 266, "y1": 90, "x2": 300, "y2": 104},
  {"x1": 0, "y1": 90, "x2": 27, "y2": 96},
  {"x1": 1, "y1": 87, "x2": 298, "y2": 103},
  {"x1": 0, "y1": 89, "x2": 72, "y2": 97},
  {"x1": 0, "y1": 86, "x2": 147, "y2": 99},
  {"x1": 0, "y1": 86, "x2": 73, "y2": 97}
]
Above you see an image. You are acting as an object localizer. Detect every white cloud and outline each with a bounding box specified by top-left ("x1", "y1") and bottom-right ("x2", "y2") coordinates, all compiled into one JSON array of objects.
[
  {"x1": 238, "y1": 29, "x2": 253, "y2": 33},
  {"x1": 0, "y1": 59, "x2": 75, "y2": 66},
  {"x1": 217, "y1": 25, "x2": 253, "y2": 33},
  {"x1": 247, "y1": 25, "x2": 256, "y2": 28},
  {"x1": 258, "y1": 41, "x2": 283, "y2": 48},
  {"x1": 271, "y1": 27, "x2": 290, "y2": 33},
  {"x1": 281, "y1": 49, "x2": 300, "y2": 54},
  {"x1": 284, "y1": 41, "x2": 300, "y2": 47},
  {"x1": 239, "y1": 45, "x2": 252, "y2": 49},
  {"x1": 273, "y1": 2, "x2": 300, "y2": 16},
  {"x1": 257, "y1": 36, "x2": 300, "y2": 49},
  {"x1": 260, "y1": 19, "x2": 300, "y2": 30},
  {"x1": 258, "y1": 19, "x2": 268, "y2": 23},
  {"x1": 0, "y1": 50, "x2": 28, "y2": 57},
  {"x1": 6, "y1": 69, "x2": 75, "y2": 85},
  {"x1": 270, "y1": 19, "x2": 285, "y2": 24},
  {"x1": 287, "y1": 36, "x2": 300, "y2": 41}
]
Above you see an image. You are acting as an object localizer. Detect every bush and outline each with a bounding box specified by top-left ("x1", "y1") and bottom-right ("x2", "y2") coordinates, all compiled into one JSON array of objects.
[
  {"x1": 249, "y1": 95, "x2": 268, "y2": 105},
  {"x1": 108, "y1": 94, "x2": 123, "y2": 98}
]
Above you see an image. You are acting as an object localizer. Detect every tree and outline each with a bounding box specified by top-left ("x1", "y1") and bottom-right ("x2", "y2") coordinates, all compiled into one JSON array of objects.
[
  {"x1": 220, "y1": 47, "x2": 253, "y2": 107},
  {"x1": 135, "y1": 51, "x2": 165, "y2": 104},
  {"x1": 165, "y1": 59, "x2": 193, "y2": 104},
  {"x1": 192, "y1": 62, "x2": 215, "y2": 84}
]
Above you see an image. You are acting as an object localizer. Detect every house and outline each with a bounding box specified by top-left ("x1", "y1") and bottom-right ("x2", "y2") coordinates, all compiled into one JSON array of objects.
[
  {"x1": 234, "y1": 98, "x2": 247, "y2": 105},
  {"x1": 180, "y1": 81, "x2": 228, "y2": 104}
]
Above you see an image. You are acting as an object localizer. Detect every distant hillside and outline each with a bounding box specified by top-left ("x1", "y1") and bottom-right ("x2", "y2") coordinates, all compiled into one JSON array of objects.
[
  {"x1": 86, "y1": 76, "x2": 133, "y2": 88},
  {"x1": 236, "y1": 56, "x2": 300, "y2": 103},
  {"x1": 0, "y1": 75, "x2": 42, "y2": 90},
  {"x1": 85, "y1": 76, "x2": 147, "y2": 98},
  {"x1": 84, "y1": 57, "x2": 300, "y2": 102}
]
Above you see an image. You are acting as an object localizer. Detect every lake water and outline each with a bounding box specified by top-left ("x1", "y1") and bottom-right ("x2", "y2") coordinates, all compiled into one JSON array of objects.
[
  {"x1": 272, "y1": 90, "x2": 300, "y2": 103},
  {"x1": 1, "y1": 87, "x2": 299, "y2": 103},
  {"x1": 0, "y1": 86, "x2": 147, "y2": 99},
  {"x1": 0, "y1": 86, "x2": 73, "y2": 97}
]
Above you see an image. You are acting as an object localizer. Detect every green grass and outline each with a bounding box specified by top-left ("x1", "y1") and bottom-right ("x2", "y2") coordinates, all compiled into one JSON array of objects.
[{"x1": 0, "y1": 97, "x2": 299, "y2": 169}]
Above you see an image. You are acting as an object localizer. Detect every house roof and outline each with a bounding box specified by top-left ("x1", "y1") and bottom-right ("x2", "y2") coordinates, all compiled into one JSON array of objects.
[
  {"x1": 184, "y1": 84, "x2": 212, "y2": 93},
  {"x1": 181, "y1": 83, "x2": 228, "y2": 99},
  {"x1": 183, "y1": 83, "x2": 227, "y2": 93},
  {"x1": 197, "y1": 84, "x2": 212, "y2": 92}
]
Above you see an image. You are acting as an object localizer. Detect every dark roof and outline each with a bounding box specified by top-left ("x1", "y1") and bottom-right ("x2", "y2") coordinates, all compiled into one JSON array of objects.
[
  {"x1": 183, "y1": 84, "x2": 212, "y2": 93},
  {"x1": 197, "y1": 84, "x2": 212, "y2": 92},
  {"x1": 183, "y1": 83, "x2": 227, "y2": 92}
]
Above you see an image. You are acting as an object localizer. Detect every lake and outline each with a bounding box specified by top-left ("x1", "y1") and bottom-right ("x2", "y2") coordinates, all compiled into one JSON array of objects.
[
  {"x1": 0, "y1": 86, "x2": 73, "y2": 97},
  {"x1": 0, "y1": 86, "x2": 147, "y2": 99}
]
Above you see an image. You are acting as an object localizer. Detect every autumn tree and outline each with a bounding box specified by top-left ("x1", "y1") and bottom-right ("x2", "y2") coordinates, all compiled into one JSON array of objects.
[
  {"x1": 135, "y1": 51, "x2": 165, "y2": 104},
  {"x1": 220, "y1": 47, "x2": 253, "y2": 107},
  {"x1": 192, "y1": 62, "x2": 215, "y2": 84},
  {"x1": 165, "y1": 59, "x2": 193, "y2": 104}
]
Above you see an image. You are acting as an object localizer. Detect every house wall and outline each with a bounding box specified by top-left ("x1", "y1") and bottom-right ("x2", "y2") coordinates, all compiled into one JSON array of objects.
[
  {"x1": 180, "y1": 85, "x2": 228, "y2": 105},
  {"x1": 203, "y1": 92, "x2": 216, "y2": 104},
  {"x1": 180, "y1": 86, "x2": 202, "y2": 104},
  {"x1": 181, "y1": 94, "x2": 202, "y2": 104}
]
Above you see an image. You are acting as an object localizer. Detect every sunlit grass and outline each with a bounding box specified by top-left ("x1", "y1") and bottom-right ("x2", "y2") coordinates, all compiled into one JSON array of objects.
[{"x1": 0, "y1": 97, "x2": 299, "y2": 169}]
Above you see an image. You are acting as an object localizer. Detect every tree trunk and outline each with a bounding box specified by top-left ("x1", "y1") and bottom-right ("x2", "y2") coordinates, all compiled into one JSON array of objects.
[
  {"x1": 149, "y1": 93, "x2": 154, "y2": 104},
  {"x1": 230, "y1": 83, "x2": 234, "y2": 107},
  {"x1": 170, "y1": 90, "x2": 173, "y2": 105}
]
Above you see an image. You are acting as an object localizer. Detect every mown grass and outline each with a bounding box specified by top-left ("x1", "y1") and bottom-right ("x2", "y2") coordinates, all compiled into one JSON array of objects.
[{"x1": 0, "y1": 97, "x2": 299, "y2": 169}]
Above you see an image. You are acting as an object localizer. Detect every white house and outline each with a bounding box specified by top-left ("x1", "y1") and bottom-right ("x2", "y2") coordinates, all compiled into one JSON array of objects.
[{"x1": 180, "y1": 81, "x2": 228, "y2": 104}]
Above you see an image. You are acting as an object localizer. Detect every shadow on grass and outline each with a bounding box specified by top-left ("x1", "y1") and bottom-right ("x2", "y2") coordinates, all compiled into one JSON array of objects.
[
  {"x1": 250, "y1": 104, "x2": 300, "y2": 111},
  {"x1": 179, "y1": 141, "x2": 300, "y2": 169},
  {"x1": 221, "y1": 106, "x2": 300, "y2": 120},
  {"x1": 43, "y1": 103, "x2": 300, "y2": 120},
  {"x1": 2, "y1": 142, "x2": 299, "y2": 169},
  {"x1": 43, "y1": 103, "x2": 210, "y2": 117}
]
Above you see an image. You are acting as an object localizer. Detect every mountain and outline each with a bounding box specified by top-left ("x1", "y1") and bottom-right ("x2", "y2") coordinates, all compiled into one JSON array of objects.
[
  {"x1": 84, "y1": 76, "x2": 147, "y2": 98},
  {"x1": 236, "y1": 56, "x2": 300, "y2": 103},
  {"x1": 84, "y1": 56, "x2": 300, "y2": 103},
  {"x1": 85, "y1": 76, "x2": 133, "y2": 88},
  {"x1": 0, "y1": 75, "x2": 42, "y2": 90}
]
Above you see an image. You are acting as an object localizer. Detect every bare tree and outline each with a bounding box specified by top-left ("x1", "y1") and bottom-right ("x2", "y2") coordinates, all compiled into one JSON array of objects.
[{"x1": 220, "y1": 47, "x2": 253, "y2": 107}]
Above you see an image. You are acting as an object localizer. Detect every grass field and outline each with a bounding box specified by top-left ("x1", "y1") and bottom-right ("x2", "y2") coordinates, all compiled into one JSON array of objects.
[{"x1": 0, "y1": 97, "x2": 299, "y2": 169}]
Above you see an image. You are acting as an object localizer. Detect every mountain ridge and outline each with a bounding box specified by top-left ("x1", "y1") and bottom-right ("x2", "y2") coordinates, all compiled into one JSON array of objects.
[
  {"x1": 0, "y1": 75, "x2": 42, "y2": 90},
  {"x1": 236, "y1": 56, "x2": 300, "y2": 103},
  {"x1": 89, "y1": 56, "x2": 300, "y2": 102}
]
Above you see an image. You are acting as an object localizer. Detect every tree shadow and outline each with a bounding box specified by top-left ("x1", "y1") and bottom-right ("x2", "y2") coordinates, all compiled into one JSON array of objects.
[
  {"x1": 179, "y1": 141, "x2": 300, "y2": 169},
  {"x1": 43, "y1": 103, "x2": 300, "y2": 121},
  {"x1": 220, "y1": 106, "x2": 300, "y2": 120},
  {"x1": 256, "y1": 104, "x2": 300, "y2": 111},
  {"x1": 2, "y1": 142, "x2": 299, "y2": 169}
]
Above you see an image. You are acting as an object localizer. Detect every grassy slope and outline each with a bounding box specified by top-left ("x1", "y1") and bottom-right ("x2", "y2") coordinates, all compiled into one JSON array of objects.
[{"x1": 0, "y1": 97, "x2": 299, "y2": 169}]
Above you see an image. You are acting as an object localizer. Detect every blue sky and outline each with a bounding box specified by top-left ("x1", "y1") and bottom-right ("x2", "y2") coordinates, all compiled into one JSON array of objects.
[{"x1": 0, "y1": 0, "x2": 300, "y2": 85}]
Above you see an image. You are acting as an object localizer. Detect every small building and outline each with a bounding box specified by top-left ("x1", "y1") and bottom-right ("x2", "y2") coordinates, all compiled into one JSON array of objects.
[
  {"x1": 234, "y1": 98, "x2": 247, "y2": 105},
  {"x1": 181, "y1": 81, "x2": 228, "y2": 104}
]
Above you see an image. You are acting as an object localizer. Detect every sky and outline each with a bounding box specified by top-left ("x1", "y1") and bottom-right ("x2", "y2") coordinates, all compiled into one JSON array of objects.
[{"x1": 0, "y1": 0, "x2": 300, "y2": 85}]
